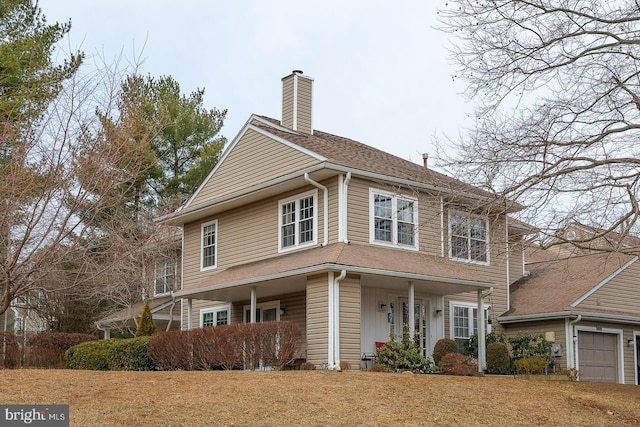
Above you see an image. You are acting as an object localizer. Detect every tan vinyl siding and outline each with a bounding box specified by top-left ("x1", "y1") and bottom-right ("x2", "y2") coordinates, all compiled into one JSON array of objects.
[
  {"x1": 281, "y1": 79, "x2": 294, "y2": 129},
  {"x1": 296, "y1": 77, "x2": 313, "y2": 134},
  {"x1": 339, "y1": 275, "x2": 361, "y2": 370},
  {"x1": 503, "y1": 320, "x2": 568, "y2": 371},
  {"x1": 182, "y1": 184, "x2": 326, "y2": 289},
  {"x1": 306, "y1": 274, "x2": 329, "y2": 368},
  {"x1": 346, "y1": 177, "x2": 443, "y2": 255},
  {"x1": 576, "y1": 260, "x2": 640, "y2": 314},
  {"x1": 444, "y1": 214, "x2": 510, "y2": 333},
  {"x1": 190, "y1": 128, "x2": 320, "y2": 206},
  {"x1": 509, "y1": 237, "x2": 525, "y2": 285}
]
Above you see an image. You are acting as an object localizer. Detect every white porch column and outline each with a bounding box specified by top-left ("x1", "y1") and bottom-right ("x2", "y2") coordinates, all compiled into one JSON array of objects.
[
  {"x1": 103, "y1": 329, "x2": 111, "y2": 339},
  {"x1": 250, "y1": 286, "x2": 257, "y2": 323},
  {"x1": 408, "y1": 281, "x2": 415, "y2": 339},
  {"x1": 187, "y1": 298, "x2": 193, "y2": 330},
  {"x1": 477, "y1": 290, "x2": 486, "y2": 372}
]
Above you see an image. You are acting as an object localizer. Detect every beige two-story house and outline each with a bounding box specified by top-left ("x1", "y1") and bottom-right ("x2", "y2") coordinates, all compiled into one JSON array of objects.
[{"x1": 162, "y1": 71, "x2": 527, "y2": 370}]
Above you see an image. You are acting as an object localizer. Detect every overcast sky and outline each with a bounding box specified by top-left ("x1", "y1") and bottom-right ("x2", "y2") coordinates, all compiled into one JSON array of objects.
[{"x1": 41, "y1": 1, "x2": 471, "y2": 168}]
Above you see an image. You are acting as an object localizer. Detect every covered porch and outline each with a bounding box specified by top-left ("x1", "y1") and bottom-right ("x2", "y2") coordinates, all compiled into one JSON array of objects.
[{"x1": 176, "y1": 242, "x2": 495, "y2": 371}]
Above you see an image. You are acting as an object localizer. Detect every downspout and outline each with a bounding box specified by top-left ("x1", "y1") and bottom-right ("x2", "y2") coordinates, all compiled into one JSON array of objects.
[
  {"x1": 567, "y1": 314, "x2": 582, "y2": 370},
  {"x1": 342, "y1": 172, "x2": 351, "y2": 243},
  {"x1": 440, "y1": 197, "x2": 444, "y2": 257},
  {"x1": 304, "y1": 173, "x2": 328, "y2": 246},
  {"x1": 332, "y1": 269, "x2": 347, "y2": 370}
]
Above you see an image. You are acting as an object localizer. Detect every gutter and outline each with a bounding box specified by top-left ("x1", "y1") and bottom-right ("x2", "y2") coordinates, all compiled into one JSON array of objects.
[
  {"x1": 304, "y1": 173, "x2": 328, "y2": 246},
  {"x1": 499, "y1": 310, "x2": 640, "y2": 325}
]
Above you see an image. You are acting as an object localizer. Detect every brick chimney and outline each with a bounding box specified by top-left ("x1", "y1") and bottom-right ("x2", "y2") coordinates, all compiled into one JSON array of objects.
[{"x1": 281, "y1": 70, "x2": 313, "y2": 135}]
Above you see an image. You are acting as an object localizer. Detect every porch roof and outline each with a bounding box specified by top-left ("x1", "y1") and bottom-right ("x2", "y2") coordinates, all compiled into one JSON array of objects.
[{"x1": 175, "y1": 242, "x2": 495, "y2": 302}]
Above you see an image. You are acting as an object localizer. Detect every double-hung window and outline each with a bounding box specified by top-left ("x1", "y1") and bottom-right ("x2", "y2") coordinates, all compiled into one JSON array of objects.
[
  {"x1": 449, "y1": 211, "x2": 488, "y2": 263},
  {"x1": 369, "y1": 189, "x2": 418, "y2": 250},
  {"x1": 154, "y1": 257, "x2": 176, "y2": 295},
  {"x1": 201, "y1": 305, "x2": 230, "y2": 327},
  {"x1": 450, "y1": 302, "x2": 490, "y2": 353},
  {"x1": 201, "y1": 220, "x2": 218, "y2": 270},
  {"x1": 278, "y1": 190, "x2": 317, "y2": 252}
]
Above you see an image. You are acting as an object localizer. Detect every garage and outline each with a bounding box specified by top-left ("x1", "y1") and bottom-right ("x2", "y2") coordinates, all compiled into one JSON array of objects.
[{"x1": 578, "y1": 331, "x2": 618, "y2": 383}]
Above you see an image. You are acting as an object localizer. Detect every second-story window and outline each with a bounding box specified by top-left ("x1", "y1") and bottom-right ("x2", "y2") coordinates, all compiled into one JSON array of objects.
[
  {"x1": 201, "y1": 220, "x2": 217, "y2": 270},
  {"x1": 369, "y1": 188, "x2": 418, "y2": 250},
  {"x1": 278, "y1": 190, "x2": 317, "y2": 251},
  {"x1": 449, "y1": 211, "x2": 489, "y2": 263},
  {"x1": 154, "y1": 257, "x2": 175, "y2": 295}
]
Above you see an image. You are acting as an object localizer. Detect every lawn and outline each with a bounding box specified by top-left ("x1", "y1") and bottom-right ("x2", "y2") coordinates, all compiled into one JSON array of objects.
[{"x1": 1, "y1": 369, "x2": 639, "y2": 426}]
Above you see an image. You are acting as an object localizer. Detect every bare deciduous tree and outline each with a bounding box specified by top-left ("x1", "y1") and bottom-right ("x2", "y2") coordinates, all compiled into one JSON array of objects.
[{"x1": 436, "y1": 0, "x2": 640, "y2": 250}]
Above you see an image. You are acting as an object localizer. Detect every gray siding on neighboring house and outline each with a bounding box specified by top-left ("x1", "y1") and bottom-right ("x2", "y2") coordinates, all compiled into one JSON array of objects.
[
  {"x1": 576, "y1": 259, "x2": 640, "y2": 314},
  {"x1": 189, "y1": 128, "x2": 320, "y2": 207},
  {"x1": 306, "y1": 274, "x2": 329, "y2": 367}
]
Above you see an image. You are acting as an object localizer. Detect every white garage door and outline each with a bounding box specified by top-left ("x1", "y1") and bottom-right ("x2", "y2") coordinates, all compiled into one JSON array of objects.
[{"x1": 578, "y1": 332, "x2": 618, "y2": 383}]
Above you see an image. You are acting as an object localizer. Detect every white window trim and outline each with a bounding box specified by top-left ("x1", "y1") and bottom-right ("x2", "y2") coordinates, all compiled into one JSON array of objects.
[
  {"x1": 368, "y1": 188, "x2": 419, "y2": 251},
  {"x1": 448, "y1": 210, "x2": 490, "y2": 265},
  {"x1": 154, "y1": 258, "x2": 176, "y2": 296},
  {"x1": 243, "y1": 301, "x2": 281, "y2": 323},
  {"x1": 278, "y1": 190, "x2": 318, "y2": 253},
  {"x1": 200, "y1": 304, "x2": 231, "y2": 328},
  {"x1": 448, "y1": 301, "x2": 491, "y2": 340},
  {"x1": 200, "y1": 219, "x2": 218, "y2": 271}
]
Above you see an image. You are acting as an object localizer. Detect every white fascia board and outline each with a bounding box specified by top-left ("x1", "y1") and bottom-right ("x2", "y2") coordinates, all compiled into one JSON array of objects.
[
  {"x1": 499, "y1": 310, "x2": 640, "y2": 325},
  {"x1": 571, "y1": 256, "x2": 639, "y2": 307}
]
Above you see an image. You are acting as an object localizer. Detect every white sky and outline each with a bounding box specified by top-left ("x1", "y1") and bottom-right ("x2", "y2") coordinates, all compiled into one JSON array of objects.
[{"x1": 41, "y1": 1, "x2": 472, "y2": 167}]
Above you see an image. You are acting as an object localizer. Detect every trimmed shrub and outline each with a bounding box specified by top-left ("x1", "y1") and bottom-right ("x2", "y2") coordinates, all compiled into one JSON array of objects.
[
  {"x1": 65, "y1": 339, "x2": 117, "y2": 370},
  {"x1": 149, "y1": 330, "x2": 192, "y2": 371},
  {"x1": 135, "y1": 303, "x2": 156, "y2": 337},
  {"x1": 432, "y1": 338, "x2": 458, "y2": 365},
  {"x1": 514, "y1": 356, "x2": 548, "y2": 375},
  {"x1": 439, "y1": 352, "x2": 478, "y2": 376},
  {"x1": 370, "y1": 363, "x2": 385, "y2": 372},
  {"x1": 26, "y1": 332, "x2": 96, "y2": 368},
  {"x1": 300, "y1": 362, "x2": 315, "y2": 370},
  {"x1": 464, "y1": 331, "x2": 507, "y2": 358},
  {"x1": 375, "y1": 325, "x2": 434, "y2": 373},
  {"x1": 107, "y1": 336, "x2": 154, "y2": 371},
  {"x1": 486, "y1": 342, "x2": 511, "y2": 375}
]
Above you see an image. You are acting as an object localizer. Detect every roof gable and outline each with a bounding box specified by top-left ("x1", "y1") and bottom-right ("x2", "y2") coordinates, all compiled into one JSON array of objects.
[
  {"x1": 185, "y1": 117, "x2": 325, "y2": 209},
  {"x1": 507, "y1": 251, "x2": 637, "y2": 317}
]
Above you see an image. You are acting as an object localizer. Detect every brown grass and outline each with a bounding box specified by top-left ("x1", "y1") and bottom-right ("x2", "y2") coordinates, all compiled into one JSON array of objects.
[{"x1": 1, "y1": 370, "x2": 640, "y2": 426}]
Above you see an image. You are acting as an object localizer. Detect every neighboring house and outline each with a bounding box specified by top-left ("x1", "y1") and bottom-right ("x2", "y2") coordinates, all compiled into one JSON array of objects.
[
  {"x1": 161, "y1": 70, "x2": 529, "y2": 371},
  {"x1": 95, "y1": 230, "x2": 182, "y2": 338},
  {"x1": 500, "y1": 224, "x2": 640, "y2": 384}
]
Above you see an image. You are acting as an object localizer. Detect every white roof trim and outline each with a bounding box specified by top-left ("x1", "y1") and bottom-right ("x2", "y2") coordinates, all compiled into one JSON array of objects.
[
  {"x1": 499, "y1": 310, "x2": 640, "y2": 325},
  {"x1": 570, "y1": 256, "x2": 639, "y2": 307}
]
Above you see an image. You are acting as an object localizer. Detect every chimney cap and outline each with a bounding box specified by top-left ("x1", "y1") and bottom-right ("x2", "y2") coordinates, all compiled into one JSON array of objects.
[{"x1": 292, "y1": 69, "x2": 304, "y2": 75}]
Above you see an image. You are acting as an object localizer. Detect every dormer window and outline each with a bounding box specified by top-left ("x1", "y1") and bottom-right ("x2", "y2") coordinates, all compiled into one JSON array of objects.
[
  {"x1": 449, "y1": 211, "x2": 489, "y2": 264},
  {"x1": 278, "y1": 190, "x2": 318, "y2": 252},
  {"x1": 369, "y1": 188, "x2": 418, "y2": 250}
]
